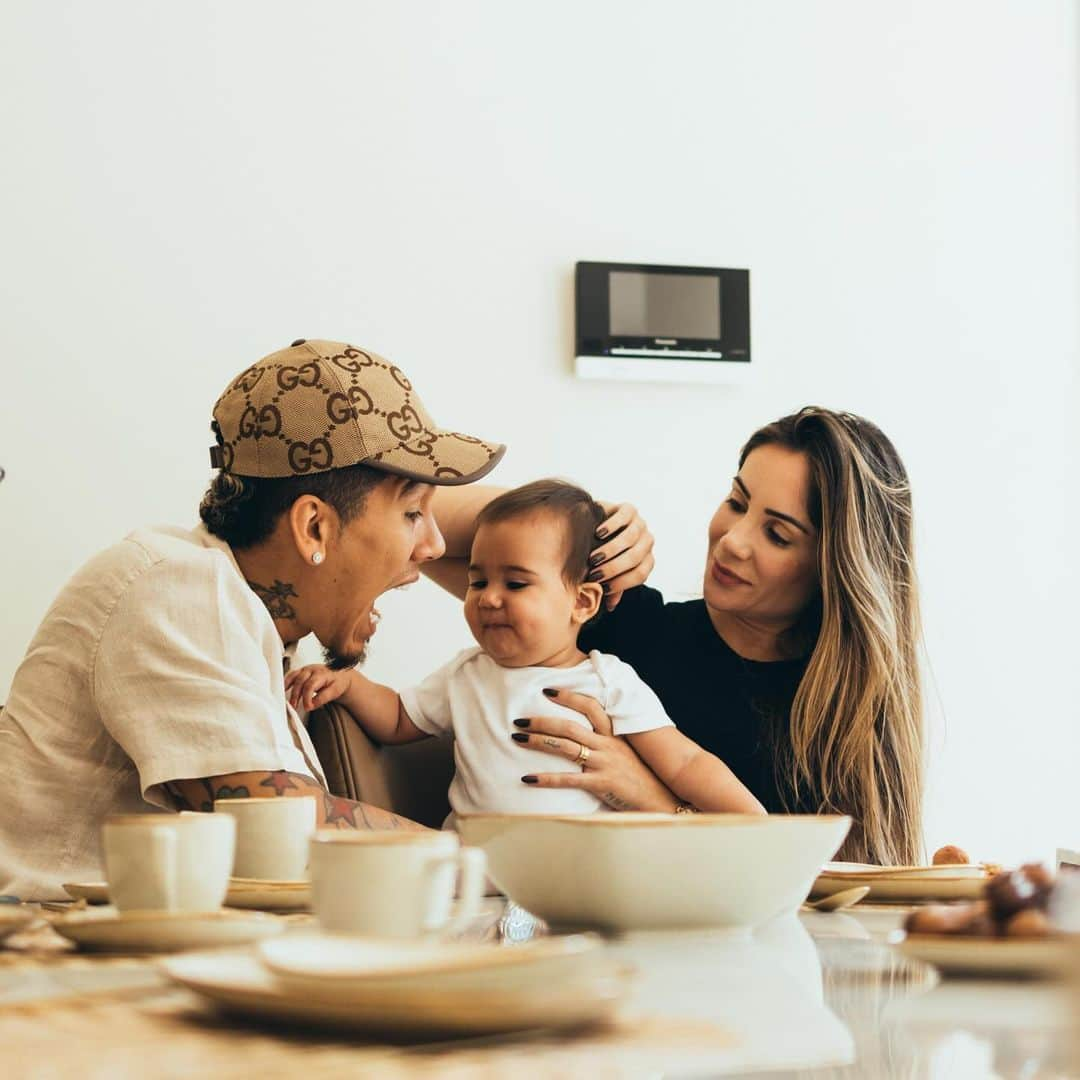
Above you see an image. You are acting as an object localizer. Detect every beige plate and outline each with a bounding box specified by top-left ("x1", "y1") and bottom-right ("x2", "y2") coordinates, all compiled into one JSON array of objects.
[
  {"x1": 162, "y1": 950, "x2": 630, "y2": 1037},
  {"x1": 0, "y1": 906, "x2": 38, "y2": 942},
  {"x1": 896, "y1": 933, "x2": 1071, "y2": 978},
  {"x1": 821, "y1": 861, "x2": 987, "y2": 878},
  {"x1": 810, "y1": 874, "x2": 985, "y2": 902},
  {"x1": 51, "y1": 907, "x2": 285, "y2": 953},
  {"x1": 62, "y1": 882, "x2": 110, "y2": 904},
  {"x1": 224, "y1": 878, "x2": 311, "y2": 912},
  {"x1": 258, "y1": 933, "x2": 602, "y2": 997}
]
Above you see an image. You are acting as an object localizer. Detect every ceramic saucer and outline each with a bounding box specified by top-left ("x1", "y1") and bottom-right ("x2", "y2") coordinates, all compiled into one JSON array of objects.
[
  {"x1": 62, "y1": 882, "x2": 110, "y2": 904},
  {"x1": 895, "y1": 932, "x2": 1070, "y2": 978},
  {"x1": 258, "y1": 932, "x2": 602, "y2": 996},
  {"x1": 225, "y1": 878, "x2": 311, "y2": 911},
  {"x1": 162, "y1": 949, "x2": 630, "y2": 1037},
  {"x1": 51, "y1": 907, "x2": 284, "y2": 952},
  {"x1": 62, "y1": 879, "x2": 312, "y2": 913}
]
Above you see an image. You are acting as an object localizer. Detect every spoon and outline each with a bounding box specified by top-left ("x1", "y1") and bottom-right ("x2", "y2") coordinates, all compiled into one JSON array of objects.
[{"x1": 805, "y1": 886, "x2": 871, "y2": 912}]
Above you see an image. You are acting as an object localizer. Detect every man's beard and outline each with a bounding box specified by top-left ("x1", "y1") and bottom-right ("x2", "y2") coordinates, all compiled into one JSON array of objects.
[
  {"x1": 322, "y1": 608, "x2": 378, "y2": 671},
  {"x1": 322, "y1": 643, "x2": 366, "y2": 671}
]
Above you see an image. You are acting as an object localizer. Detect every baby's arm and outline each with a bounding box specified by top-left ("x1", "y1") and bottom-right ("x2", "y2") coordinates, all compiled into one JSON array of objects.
[
  {"x1": 285, "y1": 665, "x2": 428, "y2": 745},
  {"x1": 624, "y1": 728, "x2": 766, "y2": 815}
]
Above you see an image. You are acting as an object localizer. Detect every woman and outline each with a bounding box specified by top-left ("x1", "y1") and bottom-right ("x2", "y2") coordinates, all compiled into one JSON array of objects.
[{"x1": 505, "y1": 407, "x2": 923, "y2": 866}]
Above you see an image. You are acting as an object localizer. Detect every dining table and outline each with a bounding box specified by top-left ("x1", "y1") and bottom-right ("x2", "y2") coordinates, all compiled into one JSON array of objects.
[{"x1": 1, "y1": 898, "x2": 1077, "y2": 1078}]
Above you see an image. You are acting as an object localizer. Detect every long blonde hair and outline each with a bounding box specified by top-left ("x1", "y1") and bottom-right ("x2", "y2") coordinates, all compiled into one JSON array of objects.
[{"x1": 740, "y1": 408, "x2": 924, "y2": 865}]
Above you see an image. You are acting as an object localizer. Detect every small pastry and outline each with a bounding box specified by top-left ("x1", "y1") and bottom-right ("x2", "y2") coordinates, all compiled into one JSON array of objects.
[
  {"x1": 1019, "y1": 863, "x2": 1055, "y2": 895},
  {"x1": 986, "y1": 869, "x2": 1038, "y2": 919},
  {"x1": 932, "y1": 845, "x2": 970, "y2": 866},
  {"x1": 986, "y1": 866, "x2": 1054, "y2": 919},
  {"x1": 905, "y1": 902, "x2": 984, "y2": 935},
  {"x1": 1003, "y1": 908, "x2": 1051, "y2": 938}
]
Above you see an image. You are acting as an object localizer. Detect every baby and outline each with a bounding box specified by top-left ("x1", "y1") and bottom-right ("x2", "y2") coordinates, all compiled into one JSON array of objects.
[{"x1": 286, "y1": 479, "x2": 765, "y2": 819}]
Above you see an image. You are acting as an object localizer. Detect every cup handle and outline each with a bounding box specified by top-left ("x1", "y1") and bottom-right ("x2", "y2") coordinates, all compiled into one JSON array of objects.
[{"x1": 440, "y1": 846, "x2": 487, "y2": 935}]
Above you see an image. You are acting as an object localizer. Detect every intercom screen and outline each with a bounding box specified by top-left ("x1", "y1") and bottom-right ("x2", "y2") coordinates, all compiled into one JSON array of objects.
[{"x1": 608, "y1": 271, "x2": 721, "y2": 339}]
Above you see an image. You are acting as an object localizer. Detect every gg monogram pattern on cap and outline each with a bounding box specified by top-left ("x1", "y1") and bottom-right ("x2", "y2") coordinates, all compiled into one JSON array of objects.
[{"x1": 210, "y1": 340, "x2": 505, "y2": 484}]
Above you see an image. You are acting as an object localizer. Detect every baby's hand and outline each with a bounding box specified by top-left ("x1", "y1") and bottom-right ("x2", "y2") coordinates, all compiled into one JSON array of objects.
[{"x1": 285, "y1": 664, "x2": 352, "y2": 712}]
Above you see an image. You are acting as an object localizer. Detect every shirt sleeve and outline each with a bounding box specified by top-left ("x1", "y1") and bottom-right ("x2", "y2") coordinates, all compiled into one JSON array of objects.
[
  {"x1": 400, "y1": 649, "x2": 473, "y2": 736},
  {"x1": 92, "y1": 553, "x2": 316, "y2": 807},
  {"x1": 592, "y1": 652, "x2": 675, "y2": 737},
  {"x1": 578, "y1": 584, "x2": 666, "y2": 670}
]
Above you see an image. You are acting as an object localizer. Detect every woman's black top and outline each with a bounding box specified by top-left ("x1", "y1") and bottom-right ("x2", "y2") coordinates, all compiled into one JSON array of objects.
[{"x1": 579, "y1": 585, "x2": 812, "y2": 813}]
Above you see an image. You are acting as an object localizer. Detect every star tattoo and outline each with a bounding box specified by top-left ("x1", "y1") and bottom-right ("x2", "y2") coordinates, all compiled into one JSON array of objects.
[{"x1": 258, "y1": 771, "x2": 310, "y2": 796}]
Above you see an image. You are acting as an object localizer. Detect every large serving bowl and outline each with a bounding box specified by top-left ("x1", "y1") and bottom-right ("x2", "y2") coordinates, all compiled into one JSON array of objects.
[{"x1": 458, "y1": 813, "x2": 851, "y2": 933}]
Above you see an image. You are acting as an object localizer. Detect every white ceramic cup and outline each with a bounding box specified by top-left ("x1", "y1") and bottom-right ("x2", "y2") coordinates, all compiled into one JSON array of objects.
[
  {"x1": 102, "y1": 813, "x2": 236, "y2": 913},
  {"x1": 310, "y1": 830, "x2": 487, "y2": 938},
  {"x1": 213, "y1": 797, "x2": 317, "y2": 880}
]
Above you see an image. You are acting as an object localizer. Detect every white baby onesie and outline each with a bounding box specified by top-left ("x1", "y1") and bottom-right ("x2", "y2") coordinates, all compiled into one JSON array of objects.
[{"x1": 400, "y1": 647, "x2": 673, "y2": 817}]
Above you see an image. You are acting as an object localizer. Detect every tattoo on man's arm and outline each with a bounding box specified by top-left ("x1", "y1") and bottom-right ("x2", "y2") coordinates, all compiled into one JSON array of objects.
[
  {"x1": 323, "y1": 793, "x2": 361, "y2": 828},
  {"x1": 259, "y1": 770, "x2": 316, "y2": 796},
  {"x1": 214, "y1": 784, "x2": 251, "y2": 799},
  {"x1": 246, "y1": 579, "x2": 299, "y2": 621},
  {"x1": 168, "y1": 771, "x2": 414, "y2": 831},
  {"x1": 323, "y1": 793, "x2": 409, "y2": 830}
]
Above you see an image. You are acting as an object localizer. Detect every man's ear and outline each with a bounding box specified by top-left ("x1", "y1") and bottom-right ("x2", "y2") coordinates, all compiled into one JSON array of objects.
[
  {"x1": 571, "y1": 581, "x2": 604, "y2": 626},
  {"x1": 286, "y1": 495, "x2": 336, "y2": 563}
]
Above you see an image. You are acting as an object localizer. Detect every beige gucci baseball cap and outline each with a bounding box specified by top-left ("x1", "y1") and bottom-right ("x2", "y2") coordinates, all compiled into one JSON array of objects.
[{"x1": 209, "y1": 339, "x2": 505, "y2": 484}]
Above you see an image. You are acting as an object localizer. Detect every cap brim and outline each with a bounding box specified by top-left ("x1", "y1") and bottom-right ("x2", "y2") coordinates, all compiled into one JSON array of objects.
[{"x1": 366, "y1": 431, "x2": 506, "y2": 486}]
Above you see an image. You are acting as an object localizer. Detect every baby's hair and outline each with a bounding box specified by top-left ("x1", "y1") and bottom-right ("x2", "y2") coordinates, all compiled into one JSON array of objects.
[{"x1": 476, "y1": 479, "x2": 605, "y2": 585}]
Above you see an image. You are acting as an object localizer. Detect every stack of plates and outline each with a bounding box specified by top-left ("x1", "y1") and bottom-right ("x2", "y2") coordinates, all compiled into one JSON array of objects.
[
  {"x1": 162, "y1": 933, "x2": 630, "y2": 1037},
  {"x1": 63, "y1": 879, "x2": 312, "y2": 912},
  {"x1": 221, "y1": 878, "x2": 310, "y2": 912},
  {"x1": 810, "y1": 862, "x2": 988, "y2": 903}
]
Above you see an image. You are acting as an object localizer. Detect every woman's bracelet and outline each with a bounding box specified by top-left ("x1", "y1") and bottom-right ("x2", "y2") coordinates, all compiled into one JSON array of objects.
[{"x1": 673, "y1": 802, "x2": 700, "y2": 815}]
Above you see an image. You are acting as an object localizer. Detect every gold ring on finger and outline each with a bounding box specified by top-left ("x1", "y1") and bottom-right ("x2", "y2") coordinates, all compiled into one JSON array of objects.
[{"x1": 574, "y1": 743, "x2": 590, "y2": 767}]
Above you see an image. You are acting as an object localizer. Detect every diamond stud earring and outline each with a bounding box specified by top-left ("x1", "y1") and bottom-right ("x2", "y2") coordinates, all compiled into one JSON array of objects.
[{"x1": 311, "y1": 551, "x2": 324, "y2": 566}]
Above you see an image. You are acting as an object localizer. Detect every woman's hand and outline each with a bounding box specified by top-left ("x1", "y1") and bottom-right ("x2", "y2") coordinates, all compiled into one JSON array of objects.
[
  {"x1": 512, "y1": 688, "x2": 680, "y2": 812},
  {"x1": 592, "y1": 502, "x2": 655, "y2": 611}
]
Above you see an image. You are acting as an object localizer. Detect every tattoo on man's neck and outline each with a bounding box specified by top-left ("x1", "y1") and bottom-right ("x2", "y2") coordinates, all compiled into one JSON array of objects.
[{"x1": 247, "y1": 579, "x2": 299, "y2": 621}]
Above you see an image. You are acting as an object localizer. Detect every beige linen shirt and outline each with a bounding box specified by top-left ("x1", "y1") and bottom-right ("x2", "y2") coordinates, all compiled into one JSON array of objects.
[{"x1": 0, "y1": 524, "x2": 325, "y2": 900}]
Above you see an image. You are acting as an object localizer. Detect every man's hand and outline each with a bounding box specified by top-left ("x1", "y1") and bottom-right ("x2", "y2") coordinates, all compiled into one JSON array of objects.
[{"x1": 285, "y1": 664, "x2": 352, "y2": 712}]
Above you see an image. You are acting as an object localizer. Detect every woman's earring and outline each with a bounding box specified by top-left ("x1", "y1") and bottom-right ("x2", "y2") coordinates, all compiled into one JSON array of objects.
[{"x1": 311, "y1": 551, "x2": 324, "y2": 566}]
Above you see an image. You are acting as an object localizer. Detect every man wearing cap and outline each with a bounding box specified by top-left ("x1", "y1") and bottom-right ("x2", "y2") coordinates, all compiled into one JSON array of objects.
[{"x1": 0, "y1": 340, "x2": 521, "y2": 900}]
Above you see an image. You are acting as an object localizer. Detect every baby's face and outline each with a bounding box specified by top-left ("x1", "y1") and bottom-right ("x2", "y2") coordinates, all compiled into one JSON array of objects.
[{"x1": 465, "y1": 512, "x2": 590, "y2": 667}]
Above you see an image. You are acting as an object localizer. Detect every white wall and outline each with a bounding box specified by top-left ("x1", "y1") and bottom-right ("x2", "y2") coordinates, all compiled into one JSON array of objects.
[{"x1": 2, "y1": 1, "x2": 1076, "y2": 865}]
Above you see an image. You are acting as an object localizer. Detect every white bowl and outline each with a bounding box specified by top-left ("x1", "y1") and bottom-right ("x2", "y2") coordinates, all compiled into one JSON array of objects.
[{"x1": 457, "y1": 813, "x2": 851, "y2": 932}]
